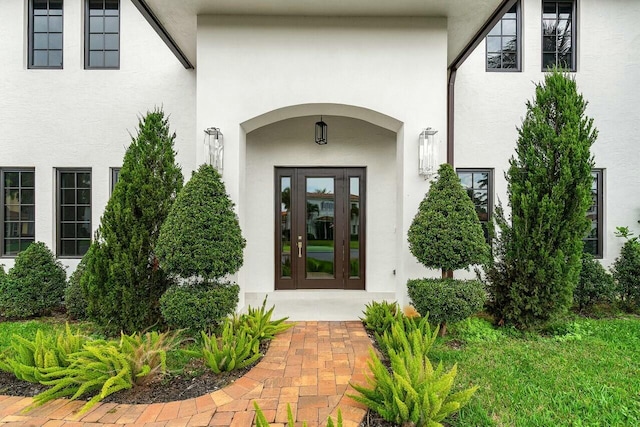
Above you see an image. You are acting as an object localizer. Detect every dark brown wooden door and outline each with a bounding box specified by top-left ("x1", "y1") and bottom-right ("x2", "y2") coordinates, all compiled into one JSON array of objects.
[{"x1": 275, "y1": 168, "x2": 365, "y2": 290}]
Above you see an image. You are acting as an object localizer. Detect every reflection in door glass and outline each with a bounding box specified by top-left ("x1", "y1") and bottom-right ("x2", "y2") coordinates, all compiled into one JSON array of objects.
[
  {"x1": 349, "y1": 177, "x2": 360, "y2": 278},
  {"x1": 280, "y1": 177, "x2": 291, "y2": 278},
  {"x1": 306, "y1": 177, "x2": 335, "y2": 279}
]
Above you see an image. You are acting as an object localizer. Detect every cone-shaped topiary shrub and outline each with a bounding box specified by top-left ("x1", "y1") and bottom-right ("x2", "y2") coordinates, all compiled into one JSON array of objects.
[
  {"x1": 81, "y1": 109, "x2": 183, "y2": 335},
  {"x1": 407, "y1": 163, "x2": 489, "y2": 335},
  {"x1": 157, "y1": 164, "x2": 245, "y2": 333},
  {"x1": 0, "y1": 242, "x2": 66, "y2": 319},
  {"x1": 486, "y1": 69, "x2": 596, "y2": 329},
  {"x1": 408, "y1": 163, "x2": 489, "y2": 278},
  {"x1": 156, "y1": 164, "x2": 245, "y2": 281}
]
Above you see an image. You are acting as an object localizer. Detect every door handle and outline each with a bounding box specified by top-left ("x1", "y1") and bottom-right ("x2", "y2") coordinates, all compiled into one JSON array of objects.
[{"x1": 297, "y1": 242, "x2": 303, "y2": 258}]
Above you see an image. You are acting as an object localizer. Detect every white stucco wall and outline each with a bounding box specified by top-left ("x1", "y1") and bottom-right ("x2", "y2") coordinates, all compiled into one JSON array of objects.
[
  {"x1": 196, "y1": 15, "x2": 449, "y2": 302},
  {"x1": 0, "y1": 0, "x2": 196, "y2": 272},
  {"x1": 455, "y1": 0, "x2": 640, "y2": 267}
]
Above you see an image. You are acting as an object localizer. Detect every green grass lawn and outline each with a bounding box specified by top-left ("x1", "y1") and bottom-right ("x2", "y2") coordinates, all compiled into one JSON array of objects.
[{"x1": 435, "y1": 317, "x2": 640, "y2": 427}]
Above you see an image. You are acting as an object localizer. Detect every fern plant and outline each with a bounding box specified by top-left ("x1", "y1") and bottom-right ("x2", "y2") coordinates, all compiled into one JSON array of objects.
[
  {"x1": 199, "y1": 321, "x2": 261, "y2": 374},
  {"x1": 239, "y1": 297, "x2": 293, "y2": 346},
  {"x1": 376, "y1": 315, "x2": 439, "y2": 358},
  {"x1": 119, "y1": 330, "x2": 179, "y2": 385},
  {"x1": 360, "y1": 300, "x2": 400, "y2": 335},
  {"x1": 254, "y1": 402, "x2": 342, "y2": 427},
  {"x1": 0, "y1": 323, "x2": 87, "y2": 383},
  {"x1": 349, "y1": 347, "x2": 477, "y2": 427},
  {"x1": 32, "y1": 341, "x2": 133, "y2": 415}
]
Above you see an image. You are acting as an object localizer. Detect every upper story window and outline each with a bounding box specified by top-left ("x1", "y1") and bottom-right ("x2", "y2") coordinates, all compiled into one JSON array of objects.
[
  {"x1": 1, "y1": 169, "x2": 35, "y2": 257},
  {"x1": 29, "y1": 0, "x2": 63, "y2": 69},
  {"x1": 542, "y1": 0, "x2": 576, "y2": 71},
  {"x1": 85, "y1": 0, "x2": 120, "y2": 69},
  {"x1": 110, "y1": 167, "x2": 121, "y2": 194},
  {"x1": 457, "y1": 169, "x2": 493, "y2": 243},
  {"x1": 486, "y1": 1, "x2": 520, "y2": 71},
  {"x1": 584, "y1": 170, "x2": 604, "y2": 258}
]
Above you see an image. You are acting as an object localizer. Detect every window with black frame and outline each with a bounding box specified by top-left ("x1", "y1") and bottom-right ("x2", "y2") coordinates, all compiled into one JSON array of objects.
[
  {"x1": 57, "y1": 170, "x2": 92, "y2": 257},
  {"x1": 542, "y1": 0, "x2": 576, "y2": 71},
  {"x1": 85, "y1": 0, "x2": 120, "y2": 69},
  {"x1": 1, "y1": 170, "x2": 35, "y2": 256},
  {"x1": 487, "y1": 2, "x2": 520, "y2": 71},
  {"x1": 457, "y1": 169, "x2": 493, "y2": 243},
  {"x1": 584, "y1": 170, "x2": 603, "y2": 258},
  {"x1": 29, "y1": 0, "x2": 63, "y2": 69}
]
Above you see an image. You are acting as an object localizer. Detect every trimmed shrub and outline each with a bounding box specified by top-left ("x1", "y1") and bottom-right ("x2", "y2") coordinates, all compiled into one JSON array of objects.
[
  {"x1": 612, "y1": 228, "x2": 640, "y2": 311},
  {"x1": 487, "y1": 69, "x2": 596, "y2": 329},
  {"x1": 0, "y1": 242, "x2": 66, "y2": 319},
  {"x1": 157, "y1": 164, "x2": 245, "y2": 283},
  {"x1": 408, "y1": 163, "x2": 489, "y2": 278},
  {"x1": 160, "y1": 282, "x2": 239, "y2": 334},
  {"x1": 65, "y1": 258, "x2": 88, "y2": 320},
  {"x1": 574, "y1": 252, "x2": 616, "y2": 312},
  {"x1": 81, "y1": 109, "x2": 183, "y2": 334},
  {"x1": 407, "y1": 278, "x2": 486, "y2": 326}
]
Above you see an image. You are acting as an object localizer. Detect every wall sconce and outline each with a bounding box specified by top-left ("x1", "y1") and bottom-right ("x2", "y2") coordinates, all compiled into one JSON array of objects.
[
  {"x1": 204, "y1": 127, "x2": 223, "y2": 172},
  {"x1": 315, "y1": 116, "x2": 328, "y2": 145},
  {"x1": 418, "y1": 127, "x2": 438, "y2": 179}
]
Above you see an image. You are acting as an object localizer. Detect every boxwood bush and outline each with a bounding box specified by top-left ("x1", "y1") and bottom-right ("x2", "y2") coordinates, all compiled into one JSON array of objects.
[
  {"x1": 407, "y1": 278, "x2": 486, "y2": 326},
  {"x1": 160, "y1": 282, "x2": 239, "y2": 334},
  {"x1": 65, "y1": 258, "x2": 89, "y2": 320},
  {"x1": 0, "y1": 242, "x2": 66, "y2": 319},
  {"x1": 574, "y1": 252, "x2": 615, "y2": 313}
]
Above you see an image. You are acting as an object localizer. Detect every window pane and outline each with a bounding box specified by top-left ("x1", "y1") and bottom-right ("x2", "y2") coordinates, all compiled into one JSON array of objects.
[
  {"x1": 502, "y1": 36, "x2": 517, "y2": 51},
  {"x1": 488, "y1": 23, "x2": 501, "y2": 37},
  {"x1": 61, "y1": 206, "x2": 75, "y2": 221},
  {"x1": 77, "y1": 223, "x2": 91, "y2": 239},
  {"x1": 34, "y1": 16, "x2": 48, "y2": 32},
  {"x1": 49, "y1": 33, "x2": 62, "y2": 49},
  {"x1": 61, "y1": 223, "x2": 76, "y2": 238},
  {"x1": 77, "y1": 173, "x2": 91, "y2": 188},
  {"x1": 542, "y1": 53, "x2": 556, "y2": 69},
  {"x1": 4, "y1": 172, "x2": 19, "y2": 187},
  {"x1": 473, "y1": 172, "x2": 489, "y2": 189},
  {"x1": 34, "y1": 33, "x2": 48, "y2": 49},
  {"x1": 49, "y1": 16, "x2": 63, "y2": 32},
  {"x1": 105, "y1": 33, "x2": 118, "y2": 49},
  {"x1": 90, "y1": 34, "x2": 104, "y2": 49},
  {"x1": 5, "y1": 240, "x2": 19, "y2": 256},
  {"x1": 90, "y1": 16, "x2": 104, "y2": 32},
  {"x1": 502, "y1": 20, "x2": 516, "y2": 36},
  {"x1": 77, "y1": 206, "x2": 91, "y2": 222},
  {"x1": 21, "y1": 189, "x2": 34, "y2": 204},
  {"x1": 487, "y1": 37, "x2": 501, "y2": 53},
  {"x1": 60, "y1": 172, "x2": 75, "y2": 188},
  {"x1": 60, "y1": 240, "x2": 76, "y2": 256},
  {"x1": 104, "y1": 50, "x2": 119, "y2": 67},
  {"x1": 61, "y1": 189, "x2": 75, "y2": 204},
  {"x1": 105, "y1": 16, "x2": 119, "y2": 33},
  {"x1": 77, "y1": 189, "x2": 91, "y2": 204},
  {"x1": 49, "y1": 50, "x2": 62, "y2": 67},
  {"x1": 50, "y1": 0, "x2": 63, "y2": 10},
  {"x1": 90, "y1": 51, "x2": 104, "y2": 67},
  {"x1": 77, "y1": 240, "x2": 90, "y2": 256},
  {"x1": 20, "y1": 206, "x2": 35, "y2": 221},
  {"x1": 5, "y1": 223, "x2": 19, "y2": 238}
]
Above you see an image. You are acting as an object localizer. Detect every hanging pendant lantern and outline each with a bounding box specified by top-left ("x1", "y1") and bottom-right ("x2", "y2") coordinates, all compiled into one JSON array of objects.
[{"x1": 315, "y1": 116, "x2": 328, "y2": 145}]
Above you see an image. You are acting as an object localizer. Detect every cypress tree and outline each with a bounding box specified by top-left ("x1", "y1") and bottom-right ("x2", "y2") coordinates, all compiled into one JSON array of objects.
[
  {"x1": 81, "y1": 109, "x2": 183, "y2": 334},
  {"x1": 408, "y1": 163, "x2": 489, "y2": 278},
  {"x1": 488, "y1": 69, "x2": 596, "y2": 329}
]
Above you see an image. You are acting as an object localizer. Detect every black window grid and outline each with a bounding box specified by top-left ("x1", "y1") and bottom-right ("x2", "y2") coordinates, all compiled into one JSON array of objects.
[
  {"x1": 584, "y1": 170, "x2": 604, "y2": 258},
  {"x1": 57, "y1": 169, "x2": 91, "y2": 257},
  {"x1": 1, "y1": 169, "x2": 36, "y2": 257},
  {"x1": 28, "y1": 0, "x2": 64, "y2": 69},
  {"x1": 85, "y1": 0, "x2": 120, "y2": 69},
  {"x1": 457, "y1": 169, "x2": 494, "y2": 244},
  {"x1": 542, "y1": 0, "x2": 576, "y2": 71},
  {"x1": 486, "y1": 1, "x2": 521, "y2": 71}
]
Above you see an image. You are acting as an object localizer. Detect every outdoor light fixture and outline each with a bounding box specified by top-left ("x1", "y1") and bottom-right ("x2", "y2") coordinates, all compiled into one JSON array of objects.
[
  {"x1": 315, "y1": 116, "x2": 328, "y2": 145},
  {"x1": 204, "y1": 127, "x2": 224, "y2": 173},
  {"x1": 418, "y1": 127, "x2": 438, "y2": 179}
]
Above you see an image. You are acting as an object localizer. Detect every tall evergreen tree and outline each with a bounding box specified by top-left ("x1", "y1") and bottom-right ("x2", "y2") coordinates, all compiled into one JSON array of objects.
[
  {"x1": 488, "y1": 69, "x2": 596, "y2": 329},
  {"x1": 81, "y1": 109, "x2": 183, "y2": 334}
]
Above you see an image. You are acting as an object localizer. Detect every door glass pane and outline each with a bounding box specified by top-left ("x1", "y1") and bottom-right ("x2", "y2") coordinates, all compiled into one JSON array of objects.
[
  {"x1": 349, "y1": 177, "x2": 360, "y2": 278},
  {"x1": 306, "y1": 177, "x2": 334, "y2": 279},
  {"x1": 280, "y1": 177, "x2": 291, "y2": 278}
]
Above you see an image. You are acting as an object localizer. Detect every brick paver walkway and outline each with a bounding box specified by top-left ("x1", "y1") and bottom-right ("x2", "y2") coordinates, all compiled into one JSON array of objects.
[{"x1": 0, "y1": 321, "x2": 372, "y2": 427}]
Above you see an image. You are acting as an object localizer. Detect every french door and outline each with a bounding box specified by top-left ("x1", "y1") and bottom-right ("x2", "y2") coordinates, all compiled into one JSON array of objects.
[{"x1": 275, "y1": 167, "x2": 365, "y2": 290}]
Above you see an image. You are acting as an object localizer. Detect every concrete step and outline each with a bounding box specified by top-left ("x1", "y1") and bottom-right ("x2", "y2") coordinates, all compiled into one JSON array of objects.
[{"x1": 243, "y1": 290, "x2": 396, "y2": 321}]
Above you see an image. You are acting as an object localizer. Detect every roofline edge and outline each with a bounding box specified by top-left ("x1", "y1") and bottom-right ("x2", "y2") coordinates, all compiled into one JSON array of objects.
[{"x1": 130, "y1": 0, "x2": 195, "y2": 69}]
